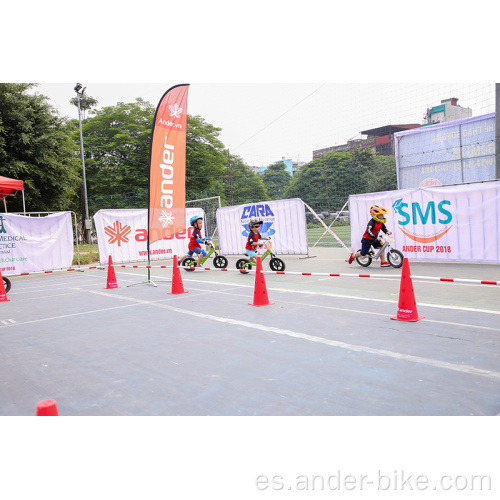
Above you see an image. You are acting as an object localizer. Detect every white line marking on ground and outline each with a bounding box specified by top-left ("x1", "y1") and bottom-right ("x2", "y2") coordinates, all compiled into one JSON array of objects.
[
  {"x1": 0, "y1": 302, "x2": 143, "y2": 329},
  {"x1": 88, "y1": 290, "x2": 500, "y2": 381},
  {"x1": 114, "y1": 270, "x2": 500, "y2": 315},
  {"x1": 200, "y1": 290, "x2": 500, "y2": 333}
]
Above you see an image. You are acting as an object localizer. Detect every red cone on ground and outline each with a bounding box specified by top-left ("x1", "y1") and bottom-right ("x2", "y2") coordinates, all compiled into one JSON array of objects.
[
  {"x1": 0, "y1": 269, "x2": 10, "y2": 302},
  {"x1": 249, "y1": 256, "x2": 274, "y2": 307},
  {"x1": 169, "y1": 255, "x2": 188, "y2": 295},
  {"x1": 105, "y1": 255, "x2": 119, "y2": 289},
  {"x1": 36, "y1": 399, "x2": 59, "y2": 416},
  {"x1": 391, "y1": 258, "x2": 424, "y2": 322}
]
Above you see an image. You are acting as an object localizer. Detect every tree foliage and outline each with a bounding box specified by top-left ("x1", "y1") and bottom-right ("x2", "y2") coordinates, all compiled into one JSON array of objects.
[
  {"x1": 0, "y1": 83, "x2": 81, "y2": 212},
  {"x1": 260, "y1": 161, "x2": 292, "y2": 200},
  {"x1": 284, "y1": 148, "x2": 395, "y2": 211},
  {"x1": 69, "y1": 94, "x2": 99, "y2": 120},
  {"x1": 186, "y1": 115, "x2": 227, "y2": 201},
  {"x1": 365, "y1": 154, "x2": 397, "y2": 193},
  {"x1": 77, "y1": 98, "x2": 155, "y2": 211},
  {"x1": 225, "y1": 154, "x2": 268, "y2": 205},
  {"x1": 78, "y1": 105, "x2": 231, "y2": 212}
]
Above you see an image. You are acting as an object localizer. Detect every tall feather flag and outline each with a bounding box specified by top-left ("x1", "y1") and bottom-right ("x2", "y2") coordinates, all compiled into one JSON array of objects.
[{"x1": 148, "y1": 84, "x2": 190, "y2": 257}]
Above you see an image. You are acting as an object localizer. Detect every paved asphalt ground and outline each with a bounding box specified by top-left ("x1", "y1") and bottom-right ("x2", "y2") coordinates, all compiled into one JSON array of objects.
[{"x1": 1, "y1": 248, "x2": 499, "y2": 416}]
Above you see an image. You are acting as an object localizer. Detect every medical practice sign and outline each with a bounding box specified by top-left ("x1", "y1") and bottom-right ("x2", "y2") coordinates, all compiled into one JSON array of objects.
[
  {"x1": 0, "y1": 212, "x2": 74, "y2": 275},
  {"x1": 349, "y1": 181, "x2": 500, "y2": 263},
  {"x1": 217, "y1": 198, "x2": 308, "y2": 255}
]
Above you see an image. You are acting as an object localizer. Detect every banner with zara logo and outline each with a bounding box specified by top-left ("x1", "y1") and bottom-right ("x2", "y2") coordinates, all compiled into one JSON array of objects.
[
  {"x1": 216, "y1": 198, "x2": 308, "y2": 255},
  {"x1": 349, "y1": 180, "x2": 500, "y2": 263}
]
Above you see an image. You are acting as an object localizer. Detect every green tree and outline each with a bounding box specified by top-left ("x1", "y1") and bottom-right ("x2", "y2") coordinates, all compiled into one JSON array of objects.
[
  {"x1": 284, "y1": 149, "x2": 374, "y2": 212},
  {"x1": 226, "y1": 154, "x2": 268, "y2": 205},
  {"x1": 260, "y1": 161, "x2": 292, "y2": 200},
  {"x1": 364, "y1": 154, "x2": 397, "y2": 193},
  {"x1": 79, "y1": 104, "x2": 231, "y2": 212},
  {"x1": 70, "y1": 94, "x2": 99, "y2": 117},
  {"x1": 186, "y1": 115, "x2": 227, "y2": 201},
  {"x1": 0, "y1": 83, "x2": 81, "y2": 212},
  {"x1": 77, "y1": 98, "x2": 155, "y2": 212}
]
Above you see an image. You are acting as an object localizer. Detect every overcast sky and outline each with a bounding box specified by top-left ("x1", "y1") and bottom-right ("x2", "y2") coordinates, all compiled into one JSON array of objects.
[{"x1": 32, "y1": 82, "x2": 496, "y2": 168}]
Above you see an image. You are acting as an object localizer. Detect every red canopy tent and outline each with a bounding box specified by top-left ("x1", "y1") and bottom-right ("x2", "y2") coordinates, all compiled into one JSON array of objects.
[{"x1": 0, "y1": 175, "x2": 26, "y2": 213}]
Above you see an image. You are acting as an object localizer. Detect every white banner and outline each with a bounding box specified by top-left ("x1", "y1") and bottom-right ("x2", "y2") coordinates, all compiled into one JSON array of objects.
[
  {"x1": 94, "y1": 208, "x2": 205, "y2": 264},
  {"x1": 216, "y1": 198, "x2": 308, "y2": 255},
  {"x1": 0, "y1": 212, "x2": 73, "y2": 275},
  {"x1": 349, "y1": 181, "x2": 500, "y2": 263}
]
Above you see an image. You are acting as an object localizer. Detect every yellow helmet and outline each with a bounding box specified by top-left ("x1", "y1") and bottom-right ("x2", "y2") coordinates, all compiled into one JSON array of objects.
[{"x1": 370, "y1": 205, "x2": 389, "y2": 223}]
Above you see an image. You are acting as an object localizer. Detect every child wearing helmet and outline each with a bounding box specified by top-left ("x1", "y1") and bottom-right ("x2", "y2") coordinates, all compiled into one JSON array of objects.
[
  {"x1": 245, "y1": 218, "x2": 270, "y2": 263},
  {"x1": 348, "y1": 205, "x2": 392, "y2": 267},
  {"x1": 179, "y1": 216, "x2": 211, "y2": 267}
]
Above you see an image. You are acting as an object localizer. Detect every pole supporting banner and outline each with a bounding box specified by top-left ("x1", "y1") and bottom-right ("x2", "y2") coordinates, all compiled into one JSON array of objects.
[{"x1": 146, "y1": 84, "x2": 190, "y2": 282}]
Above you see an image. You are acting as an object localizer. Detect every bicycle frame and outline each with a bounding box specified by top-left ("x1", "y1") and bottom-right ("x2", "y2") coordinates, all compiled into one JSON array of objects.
[
  {"x1": 245, "y1": 244, "x2": 273, "y2": 267},
  {"x1": 368, "y1": 240, "x2": 391, "y2": 261},
  {"x1": 198, "y1": 245, "x2": 216, "y2": 266},
  {"x1": 183, "y1": 242, "x2": 222, "y2": 267}
]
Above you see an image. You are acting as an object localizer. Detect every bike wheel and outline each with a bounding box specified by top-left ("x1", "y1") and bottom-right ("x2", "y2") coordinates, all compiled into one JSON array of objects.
[
  {"x1": 269, "y1": 257, "x2": 285, "y2": 272},
  {"x1": 3, "y1": 276, "x2": 11, "y2": 294},
  {"x1": 236, "y1": 258, "x2": 251, "y2": 274},
  {"x1": 388, "y1": 249, "x2": 404, "y2": 268},
  {"x1": 181, "y1": 257, "x2": 197, "y2": 272},
  {"x1": 355, "y1": 249, "x2": 372, "y2": 267},
  {"x1": 213, "y1": 255, "x2": 228, "y2": 269}
]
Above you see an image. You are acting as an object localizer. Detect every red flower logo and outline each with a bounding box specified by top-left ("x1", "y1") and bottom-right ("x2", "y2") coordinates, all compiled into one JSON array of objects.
[{"x1": 104, "y1": 221, "x2": 131, "y2": 246}]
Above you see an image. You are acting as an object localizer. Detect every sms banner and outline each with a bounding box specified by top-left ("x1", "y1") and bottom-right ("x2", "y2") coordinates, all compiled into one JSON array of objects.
[
  {"x1": 94, "y1": 208, "x2": 205, "y2": 264},
  {"x1": 216, "y1": 198, "x2": 308, "y2": 255},
  {"x1": 349, "y1": 180, "x2": 500, "y2": 263},
  {"x1": 0, "y1": 212, "x2": 73, "y2": 275}
]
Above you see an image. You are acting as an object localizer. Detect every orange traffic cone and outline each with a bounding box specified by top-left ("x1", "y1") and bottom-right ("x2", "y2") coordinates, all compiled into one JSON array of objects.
[
  {"x1": 169, "y1": 255, "x2": 188, "y2": 295},
  {"x1": 391, "y1": 258, "x2": 424, "y2": 322},
  {"x1": 0, "y1": 269, "x2": 10, "y2": 302},
  {"x1": 105, "y1": 255, "x2": 119, "y2": 289},
  {"x1": 249, "y1": 256, "x2": 274, "y2": 307},
  {"x1": 36, "y1": 399, "x2": 59, "y2": 416}
]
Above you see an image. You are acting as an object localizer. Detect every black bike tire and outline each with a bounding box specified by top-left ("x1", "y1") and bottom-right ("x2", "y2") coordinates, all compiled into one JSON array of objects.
[
  {"x1": 2, "y1": 276, "x2": 11, "y2": 294},
  {"x1": 181, "y1": 257, "x2": 197, "y2": 272},
  {"x1": 269, "y1": 257, "x2": 285, "y2": 272},
  {"x1": 236, "y1": 258, "x2": 251, "y2": 274},
  {"x1": 213, "y1": 255, "x2": 228, "y2": 269},
  {"x1": 355, "y1": 249, "x2": 372, "y2": 268},
  {"x1": 388, "y1": 249, "x2": 404, "y2": 268}
]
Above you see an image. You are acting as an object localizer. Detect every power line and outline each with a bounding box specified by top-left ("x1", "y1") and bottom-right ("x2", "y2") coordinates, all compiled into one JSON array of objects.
[{"x1": 232, "y1": 83, "x2": 327, "y2": 151}]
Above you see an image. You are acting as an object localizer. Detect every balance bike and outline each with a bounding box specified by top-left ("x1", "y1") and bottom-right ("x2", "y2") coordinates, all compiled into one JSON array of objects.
[
  {"x1": 181, "y1": 239, "x2": 229, "y2": 272},
  {"x1": 236, "y1": 238, "x2": 285, "y2": 274}
]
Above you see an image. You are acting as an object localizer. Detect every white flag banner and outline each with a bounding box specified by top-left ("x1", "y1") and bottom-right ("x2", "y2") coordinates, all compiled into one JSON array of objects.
[
  {"x1": 0, "y1": 212, "x2": 73, "y2": 275},
  {"x1": 349, "y1": 180, "x2": 500, "y2": 263},
  {"x1": 94, "y1": 208, "x2": 205, "y2": 264},
  {"x1": 216, "y1": 198, "x2": 308, "y2": 255}
]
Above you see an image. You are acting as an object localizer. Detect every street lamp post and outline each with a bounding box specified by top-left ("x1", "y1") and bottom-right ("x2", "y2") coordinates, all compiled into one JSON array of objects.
[{"x1": 74, "y1": 83, "x2": 91, "y2": 243}]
